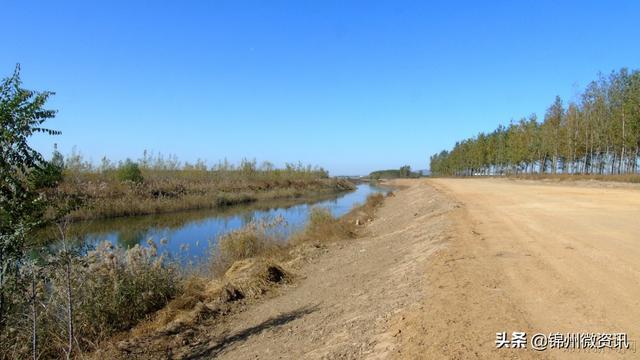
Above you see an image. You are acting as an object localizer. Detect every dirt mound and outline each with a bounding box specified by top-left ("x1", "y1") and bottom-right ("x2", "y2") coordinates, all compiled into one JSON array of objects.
[
  {"x1": 222, "y1": 259, "x2": 291, "y2": 299},
  {"x1": 94, "y1": 259, "x2": 292, "y2": 359}
]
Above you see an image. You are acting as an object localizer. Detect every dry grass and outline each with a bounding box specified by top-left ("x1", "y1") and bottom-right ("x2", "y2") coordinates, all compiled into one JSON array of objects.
[
  {"x1": 289, "y1": 192, "x2": 386, "y2": 245},
  {"x1": 0, "y1": 241, "x2": 180, "y2": 359},
  {"x1": 290, "y1": 207, "x2": 355, "y2": 244},
  {"x1": 56, "y1": 170, "x2": 354, "y2": 221},
  {"x1": 99, "y1": 258, "x2": 292, "y2": 359},
  {"x1": 72, "y1": 242, "x2": 179, "y2": 339},
  {"x1": 35, "y1": 191, "x2": 388, "y2": 359},
  {"x1": 209, "y1": 217, "x2": 288, "y2": 277}
]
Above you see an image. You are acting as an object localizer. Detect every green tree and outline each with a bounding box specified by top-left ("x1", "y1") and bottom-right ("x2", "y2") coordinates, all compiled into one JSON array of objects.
[
  {"x1": 430, "y1": 69, "x2": 640, "y2": 177},
  {"x1": 29, "y1": 145, "x2": 64, "y2": 189},
  {"x1": 399, "y1": 165, "x2": 412, "y2": 178},
  {"x1": 542, "y1": 96, "x2": 564, "y2": 173},
  {"x1": 0, "y1": 65, "x2": 59, "y2": 326},
  {"x1": 117, "y1": 159, "x2": 144, "y2": 183}
]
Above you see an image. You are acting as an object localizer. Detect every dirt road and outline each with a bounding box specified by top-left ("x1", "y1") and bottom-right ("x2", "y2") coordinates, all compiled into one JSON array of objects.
[
  {"x1": 404, "y1": 178, "x2": 640, "y2": 359},
  {"x1": 156, "y1": 178, "x2": 639, "y2": 359}
]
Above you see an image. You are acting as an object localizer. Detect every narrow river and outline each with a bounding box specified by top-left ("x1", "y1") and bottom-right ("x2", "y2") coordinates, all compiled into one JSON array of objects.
[{"x1": 64, "y1": 184, "x2": 387, "y2": 264}]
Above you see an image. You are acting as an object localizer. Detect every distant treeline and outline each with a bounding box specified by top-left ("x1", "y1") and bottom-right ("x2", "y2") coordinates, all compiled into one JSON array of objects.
[
  {"x1": 369, "y1": 165, "x2": 420, "y2": 179},
  {"x1": 430, "y1": 68, "x2": 640, "y2": 176}
]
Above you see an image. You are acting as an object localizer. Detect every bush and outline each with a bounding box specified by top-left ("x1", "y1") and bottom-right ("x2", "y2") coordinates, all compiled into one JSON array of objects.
[
  {"x1": 117, "y1": 159, "x2": 144, "y2": 183},
  {"x1": 0, "y1": 241, "x2": 179, "y2": 358},
  {"x1": 70, "y1": 242, "x2": 179, "y2": 339}
]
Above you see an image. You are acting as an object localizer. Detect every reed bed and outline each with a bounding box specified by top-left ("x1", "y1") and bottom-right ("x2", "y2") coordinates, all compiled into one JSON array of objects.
[{"x1": 57, "y1": 166, "x2": 354, "y2": 221}]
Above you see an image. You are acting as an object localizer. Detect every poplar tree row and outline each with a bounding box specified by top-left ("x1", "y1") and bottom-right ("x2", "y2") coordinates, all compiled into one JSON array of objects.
[{"x1": 430, "y1": 68, "x2": 640, "y2": 176}]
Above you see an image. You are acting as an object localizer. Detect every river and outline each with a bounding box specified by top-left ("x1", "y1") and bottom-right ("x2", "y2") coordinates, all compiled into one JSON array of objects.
[{"x1": 61, "y1": 184, "x2": 387, "y2": 265}]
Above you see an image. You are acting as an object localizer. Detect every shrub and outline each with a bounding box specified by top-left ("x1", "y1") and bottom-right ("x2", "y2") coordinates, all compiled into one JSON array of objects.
[
  {"x1": 0, "y1": 65, "x2": 59, "y2": 338},
  {"x1": 69, "y1": 242, "x2": 178, "y2": 339},
  {"x1": 117, "y1": 159, "x2": 144, "y2": 183},
  {"x1": 0, "y1": 241, "x2": 179, "y2": 358}
]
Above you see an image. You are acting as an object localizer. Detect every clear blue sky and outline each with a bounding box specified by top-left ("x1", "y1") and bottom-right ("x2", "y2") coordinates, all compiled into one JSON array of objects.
[{"x1": 4, "y1": 1, "x2": 640, "y2": 175}]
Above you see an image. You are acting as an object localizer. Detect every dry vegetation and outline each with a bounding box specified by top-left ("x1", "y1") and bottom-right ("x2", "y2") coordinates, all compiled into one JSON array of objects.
[
  {"x1": 92, "y1": 192, "x2": 388, "y2": 359},
  {"x1": 1, "y1": 66, "x2": 368, "y2": 359},
  {"x1": 0, "y1": 154, "x2": 358, "y2": 359},
  {"x1": 0, "y1": 191, "x2": 388, "y2": 359},
  {"x1": 209, "y1": 192, "x2": 386, "y2": 277},
  {"x1": 0, "y1": 240, "x2": 179, "y2": 359},
  {"x1": 58, "y1": 158, "x2": 354, "y2": 221},
  {"x1": 211, "y1": 191, "x2": 386, "y2": 274}
]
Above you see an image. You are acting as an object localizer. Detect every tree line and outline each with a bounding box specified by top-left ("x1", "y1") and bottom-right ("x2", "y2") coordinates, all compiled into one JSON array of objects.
[
  {"x1": 430, "y1": 68, "x2": 640, "y2": 176},
  {"x1": 369, "y1": 165, "x2": 420, "y2": 179}
]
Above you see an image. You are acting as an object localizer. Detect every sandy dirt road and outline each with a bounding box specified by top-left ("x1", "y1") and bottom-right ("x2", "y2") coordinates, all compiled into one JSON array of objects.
[
  {"x1": 399, "y1": 178, "x2": 640, "y2": 359},
  {"x1": 140, "y1": 179, "x2": 639, "y2": 359}
]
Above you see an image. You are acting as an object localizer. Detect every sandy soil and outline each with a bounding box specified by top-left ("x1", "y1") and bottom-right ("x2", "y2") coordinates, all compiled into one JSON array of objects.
[
  {"x1": 118, "y1": 178, "x2": 640, "y2": 359},
  {"x1": 400, "y1": 178, "x2": 640, "y2": 359}
]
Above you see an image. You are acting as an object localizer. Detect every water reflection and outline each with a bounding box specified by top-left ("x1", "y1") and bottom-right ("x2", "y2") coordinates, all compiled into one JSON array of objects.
[{"x1": 50, "y1": 184, "x2": 386, "y2": 264}]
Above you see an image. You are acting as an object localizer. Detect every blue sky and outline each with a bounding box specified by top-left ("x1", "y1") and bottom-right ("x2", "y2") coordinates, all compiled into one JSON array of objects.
[{"x1": 4, "y1": 1, "x2": 640, "y2": 175}]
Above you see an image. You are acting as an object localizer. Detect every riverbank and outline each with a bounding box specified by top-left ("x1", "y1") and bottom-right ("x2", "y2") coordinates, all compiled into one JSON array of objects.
[
  {"x1": 55, "y1": 188, "x2": 370, "y2": 244},
  {"x1": 56, "y1": 171, "x2": 355, "y2": 221},
  {"x1": 0, "y1": 182, "x2": 384, "y2": 359},
  {"x1": 91, "y1": 190, "x2": 388, "y2": 358}
]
